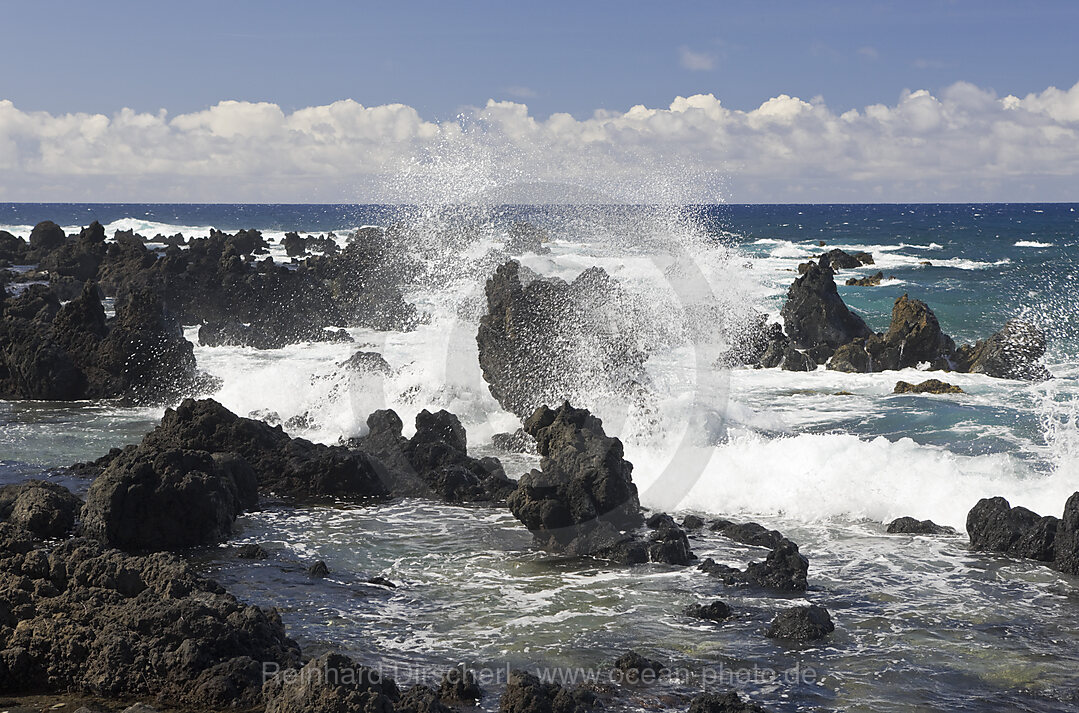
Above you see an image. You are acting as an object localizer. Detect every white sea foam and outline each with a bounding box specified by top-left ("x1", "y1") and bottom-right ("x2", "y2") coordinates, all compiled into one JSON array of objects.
[{"x1": 1014, "y1": 240, "x2": 1054, "y2": 248}]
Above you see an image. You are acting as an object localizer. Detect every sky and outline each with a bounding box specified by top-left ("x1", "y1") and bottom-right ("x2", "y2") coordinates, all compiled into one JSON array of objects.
[{"x1": 1, "y1": 0, "x2": 1077, "y2": 203}]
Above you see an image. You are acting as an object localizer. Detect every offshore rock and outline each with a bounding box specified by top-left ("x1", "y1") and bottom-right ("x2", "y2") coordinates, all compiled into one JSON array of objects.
[
  {"x1": 476, "y1": 260, "x2": 649, "y2": 419},
  {"x1": 955, "y1": 320, "x2": 1051, "y2": 381},
  {"x1": 780, "y1": 262, "x2": 871, "y2": 351},
  {"x1": 893, "y1": 379, "x2": 963, "y2": 394},
  {"x1": 886, "y1": 517, "x2": 957, "y2": 535},
  {"x1": 966, "y1": 496, "x2": 1058, "y2": 562},
  {"x1": 766, "y1": 605, "x2": 835, "y2": 642}
]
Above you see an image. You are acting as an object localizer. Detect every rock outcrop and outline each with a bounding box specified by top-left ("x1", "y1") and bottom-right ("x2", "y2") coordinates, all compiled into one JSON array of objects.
[
  {"x1": 80, "y1": 449, "x2": 258, "y2": 553},
  {"x1": 780, "y1": 262, "x2": 871, "y2": 354},
  {"x1": 685, "y1": 600, "x2": 732, "y2": 622},
  {"x1": 845, "y1": 271, "x2": 883, "y2": 287},
  {"x1": 688, "y1": 691, "x2": 769, "y2": 713},
  {"x1": 85, "y1": 398, "x2": 390, "y2": 502},
  {"x1": 476, "y1": 260, "x2": 649, "y2": 418},
  {"x1": 507, "y1": 402, "x2": 691, "y2": 564},
  {"x1": 699, "y1": 539, "x2": 809, "y2": 593},
  {"x1": 263, "y1": 652, "x2": 399, "y2": 713},
  {"x1": 0, "y1": 282, "x2": 203, "y2": 403},
  {"x1": 0, "y1": 524, "x2": 301, "y2": 708},
  {"x1": 966, "y1": 496, "x2": 1059, "y2": 563},
  {"x1": 955, "y1": 320, "x2": 1050, "y2": 381}
]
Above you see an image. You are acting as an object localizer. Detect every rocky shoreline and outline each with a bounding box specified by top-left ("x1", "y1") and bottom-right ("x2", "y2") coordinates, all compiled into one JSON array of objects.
[{"x1": 0, "y1": 221, "x2": 1073, "y2": 712}]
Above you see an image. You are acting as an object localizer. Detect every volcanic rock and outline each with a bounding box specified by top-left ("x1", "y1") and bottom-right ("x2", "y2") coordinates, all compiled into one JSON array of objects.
[
  {"x1": 893, "y1": 379, "x2": 963, "y2": 394},
  {"x1": 780, "y1": 262, "x2": 871, "y2": 351},
  {"x1": 766, "y1": 605, "x2": 835, "y2": 642}
]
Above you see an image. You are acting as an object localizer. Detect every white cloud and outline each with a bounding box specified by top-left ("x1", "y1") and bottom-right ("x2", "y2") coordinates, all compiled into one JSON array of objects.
[
  {"x1": 0, "y1": 81, "x2": 1078, "y2": 203},
  {"x1": 857, "y1": 46, "x2": 879, "y2": 61},
  {"x1": 678, "y1": 46, "x2": 715, "y2": 71}
]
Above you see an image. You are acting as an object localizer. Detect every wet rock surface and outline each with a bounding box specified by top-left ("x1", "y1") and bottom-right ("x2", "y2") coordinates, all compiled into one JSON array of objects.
[
  {"x1": 781, "y1": 262, "x2": 871, "y2": 351},
  {"x1": 476, "y1": 260, "x2": 649, "y2": 419},
  {"x1": 766, "y1": 605, "x2": 835, "y2": 642},
  {"x1": 886, "y1": 517, "x2": 957, "y2": 535},
  {"x1": 499, "y1": 670, "x2": 598, "y2": 713},
  {"x1": 955, "y1": 319, "x2": 1051, "y2": 381},
  {"x1": 893, "y1": 379, "x2": 963, "y2": 394}
]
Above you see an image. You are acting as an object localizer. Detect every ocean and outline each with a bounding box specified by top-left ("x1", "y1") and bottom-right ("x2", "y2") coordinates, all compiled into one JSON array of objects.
[{"x1": 2, "y1": 202, "x2": 1079, "y2": 711}]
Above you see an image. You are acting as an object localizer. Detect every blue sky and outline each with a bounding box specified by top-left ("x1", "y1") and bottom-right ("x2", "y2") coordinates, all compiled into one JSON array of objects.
[
  {"x1": 1, "y1": 1, "x2": 1077, "y2": 202},
  {"x1": 4, "y1": 0, "x2": 1076, "y2": 119}
]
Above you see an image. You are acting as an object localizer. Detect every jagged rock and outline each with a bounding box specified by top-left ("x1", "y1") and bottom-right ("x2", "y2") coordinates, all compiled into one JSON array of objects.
[
  {"x1": 883, "y1": 295, "x2": 956, "y2": 369},
  {"x1": 709, "y1": 520, "x2": 787, "y2": 549},
  {"x1": 845, "y1": 271, "x2": 883, "y2": 286},
  {"x1": 684, "y1": 600, "x2": 732, "y2": 622},
  {"x1": 499, "y1": 670, "x2": 597, "y2": 713},
  {"x1": 682, "y1": 515, "x2": 705, "y2": 530},
  {"x1": 438, "y1": 667, "x2": 483, "y2": 703},
  {"x1": 781, "y1": 262, "x2": 871, "y2": 351},
  {"x1": 80, "y1": 449, "x2": 258, "y2": 553},
  {"x1": 263, "y1": 652, "x2": 397, "y2": 713},
  {"x1": 894, "y1": 379, "x2": 963, "y2": 394},
  {"x1": 235, "y1": 543, "x2": 269, "y2": 559},
  {"x1": 110, "y1": 398, "x2": 389, "y2": 502},
  {"x1": 507, "y1": 402, "x2": 644, "y2": 556},
  {"x1": 282, "y1": 232, "x2": 307, "y2": 257},
  {"x1": 0, "y1": 231, "x2": 28, "y2": 264},
  {"x1": 0, "y1": 481, "x2": 82, "y2": 539},
  {"x1": 853, "y1": 251, "x2": 875, "y2": 265},
  {"x1": 716, "y1": 314, "x2": 788, "y2": 368},
  {"x1": 817, "y1": 249, "x2": 862, "y2": 271},
  {"x1": 397, "y1": 684, "x2": 456, "y2": 713},
  {"x1": 307, "y1": 560, "x2": 330, "y2": 578},
  {"x1": 766, "y1": 605, "x2": 835, "y2": 642},
  {"x1": 354, "y1": 408, "x2": 513, "y2": 503},
  {"x1": 886, "y1": 517, "x2": 957, "y2": 535},
  {"x1": 0, "y1": 529, "x2": 301, "y2": 707},
  {"x1": 956, "y1": 320, "x2": 1050, "y2": 381},
  {"x1": 779, "y1": 346, "x2": 815, "y2": 372},
  {"x1": 39, "y1": 222, "x2": 107, "y2": 282},
  {"x1": 0, "y1": 282, "x2": 202, "y2": 403},
  {"x1": 966, "y1": 496, "x2": 1058, "y2": 562},
  {"x1": 644, "y1": 513, "x2": 695, "y2": 565},
  {"x1": 476, "y1": 260, "x2": 649, "y2": 418},
  {"x1": 688, "y1": 691, "x2": 768, "y2": 713},
  {"x1": 1055, "y1": 493, "x2": 1079, "y2": 575},
  {"x1": 745, "y1": 540, "x2": 809, "y2": 592}
]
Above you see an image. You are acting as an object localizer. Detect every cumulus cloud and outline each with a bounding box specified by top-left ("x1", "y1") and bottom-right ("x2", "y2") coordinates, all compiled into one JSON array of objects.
[
  {"x1": 678, "y1": 46, "x2": 716, "y2": 71},
  {"x1": 1, "y1": 80, "x2": 1078, "y2": 203}
]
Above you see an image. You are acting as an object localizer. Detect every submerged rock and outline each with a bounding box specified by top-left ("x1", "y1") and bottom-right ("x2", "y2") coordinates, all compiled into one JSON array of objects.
[
  {"x1": 688, "y1": 691, "x2": 769, "y2": 713},
  {"x1": 613, "y1": 650, "x2": 668, "y2": 680},
  {"x1": 766, "y1": 605, "x2": 835, "y2": 642},
  {"x1": 698, "y1": 539, "x2": 809, "y2": 593},
  {"x1": 684, "y1": 600, "x2": 733, "y2": 622},
  {"x1": 893, "y1": 379, "x2": 963, "y2": 394},
  {"x1": 845, "y1": 271, "x2": 883, "y2": 287}
]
